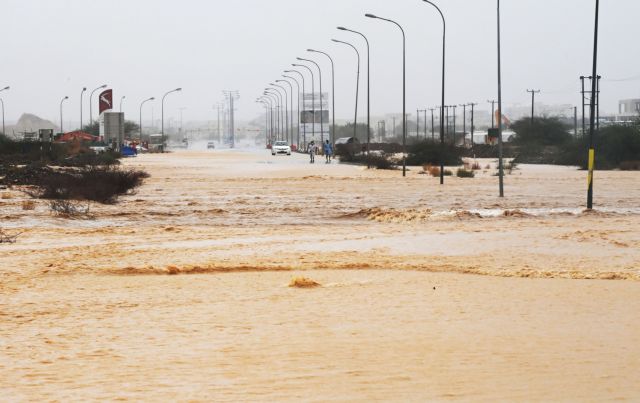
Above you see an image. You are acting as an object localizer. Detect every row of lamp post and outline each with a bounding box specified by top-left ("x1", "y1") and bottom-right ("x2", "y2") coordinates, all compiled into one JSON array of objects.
[{"x1": 58, "y1": 85, "x2": 180, "y2": 152}]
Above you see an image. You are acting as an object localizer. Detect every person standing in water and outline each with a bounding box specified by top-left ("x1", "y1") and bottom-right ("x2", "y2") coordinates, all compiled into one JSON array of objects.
[
  {"x1": 323, "y1": 140, "x2": 333, "y2": 163},
  {"x1": 308, "y1": 141, "x2": 315, "y2": 164}
]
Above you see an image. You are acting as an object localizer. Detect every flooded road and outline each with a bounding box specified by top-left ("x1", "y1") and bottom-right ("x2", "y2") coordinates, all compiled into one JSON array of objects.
[{"x1": 1, "y1": 149, "x2": 639, "y2": 400}]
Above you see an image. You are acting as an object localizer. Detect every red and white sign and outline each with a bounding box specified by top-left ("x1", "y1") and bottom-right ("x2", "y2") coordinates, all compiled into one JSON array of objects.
[{"x1": 99, "y1": 89, "x2": 113, "y2": 114}]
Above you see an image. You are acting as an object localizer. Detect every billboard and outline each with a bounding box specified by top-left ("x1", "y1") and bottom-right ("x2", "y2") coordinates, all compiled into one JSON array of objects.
[
  {"x1": 300, "y1": 110, "x2": 329, "y2": 124},
  {"x1": 99, "y1": 89, "x2": 113, "y2": 114}
]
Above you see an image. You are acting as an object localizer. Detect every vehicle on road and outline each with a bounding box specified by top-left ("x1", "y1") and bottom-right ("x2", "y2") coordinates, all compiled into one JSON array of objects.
[
  {"x1": 207, "y1": 142, "x2": 215, "y2": 149},
  {"x1": 271, "y1": 141, "x2": 291, "y2": 156}
]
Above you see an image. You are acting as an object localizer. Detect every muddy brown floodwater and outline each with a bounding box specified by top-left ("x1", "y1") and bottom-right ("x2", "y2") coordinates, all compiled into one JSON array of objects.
[{"x1": 1, "y1": 150, "x2": 639, "y2": 401}]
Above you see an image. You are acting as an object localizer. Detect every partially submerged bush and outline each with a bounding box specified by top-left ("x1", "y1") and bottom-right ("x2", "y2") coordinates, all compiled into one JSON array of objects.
[
  {"x1": 61, "y1": 150, "x2": 121, "y2": 167},
  {"x1": 424, "y1": 165, "x2": 452, "y2": 177},
  {"x1": 456, "y1": 168, "x2": 475, "y2": 178},
  {"x1": 339, "y1": 152, "x2": 398, "y2": 170},
  {"x1": 49, "y1": 200, "x2": 91, "y2": 218},
  {"x1": 406, "y1": 141, "x2": 463, "y2": 166},
  {"x1": 25, "y1": 166, "x2": 149, "y2": 204}
]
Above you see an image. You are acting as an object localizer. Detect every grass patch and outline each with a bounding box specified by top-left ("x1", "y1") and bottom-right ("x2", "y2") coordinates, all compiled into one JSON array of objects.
[{"x1": 456, "y1": 168, "x2": 475, "y2": 178}]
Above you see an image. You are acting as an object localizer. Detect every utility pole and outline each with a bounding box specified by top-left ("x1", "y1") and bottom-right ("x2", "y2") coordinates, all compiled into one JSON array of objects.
[
  {"x1": 429, "y1": 108, "x2": 436, "y2": 141},
  {"x1": 459, "y1": 104, "x2": 467, "y2": 146},
  {"x1": 217, "y1": 103, "x2": 222, "y2": 143},
  {"x1": 392, "y1": 116, "x2": 396, "y2": 138},
  {"x1": 487, "y1": 100, "x2": 496, "y2": 128},
  {"x1": 497, "y1": 0, "x2": 504, "y2": 198},
  {"x1": 596, "y1": 75, "x2": 601, "y2": 132},
  {"x1": 526, "y1": 89, "x2": 540, "y2": 128},
  {"x1": 423, "y1": 109, "x2": 427, "y2": 139},
  {"x1": 444, "y1": 106, "x2": 449, "y2": 139},
  {"x1": 452, "y1": 105, "x2": 457, "y2": 145},
  {"x1": 468, "y1": 103, "x2": 478, "y2": 147},
  {"x1": 223, "y1": 90, "x2": 240, "y2": 148},
  {"x1": 574, "y1": 106, "x2": 578, "y2": 137},
  {"x1": 580, "y1": 76, "x2": 586, "y2": 137},
  {"x1": 416, "y1": 109, "x2": 420, "y2": 140},
  {"x1": 587, "y1": 0, "x2": 600, "y2": 210}
]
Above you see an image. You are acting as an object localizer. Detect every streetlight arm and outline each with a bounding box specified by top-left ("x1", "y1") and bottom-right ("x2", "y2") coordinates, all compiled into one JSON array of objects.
[{"x1": 423, "y1": 1, "x2": 446, "y2": 32}]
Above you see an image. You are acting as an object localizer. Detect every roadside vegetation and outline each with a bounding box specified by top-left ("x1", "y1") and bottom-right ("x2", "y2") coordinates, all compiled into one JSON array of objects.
[
  {"x1": 0, "y1": 135, "x2": 149, "y2": 214},
  {"x1": 510, "y1": 117, "x2": 640, "y2": 169}
]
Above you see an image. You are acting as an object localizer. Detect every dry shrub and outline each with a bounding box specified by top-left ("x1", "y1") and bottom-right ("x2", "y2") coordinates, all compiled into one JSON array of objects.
[
  {"x1": 471, "y1": 162, "x2": 481, "y2": 170},
  {"x1": 425, "y1": 166, "x2": 453, "y2": 177},
  {"x1": 0, "y1": 228, "x2": 22, "y2": 243},
  {"x1": 1, "y1": 193, "x2": 12, "y2": 199},
  {"x1": 289, "y1": 277, "x2": 321, "y2": 288},
  {"x1": 456, "y1": 168, "x2": 475, "y2": 178},
  {"x1": 21, "y1": 200, "x2": 36, "y2": 210},
  {"x1": 485, "y1": 164, "x2": 491, "y2": 169},
  {"x1": 49, "y1": 200, "x2": 91, "y2": 218},
  {"x1": 28, "y1": 166, "x2": 149, "y2": 204}
]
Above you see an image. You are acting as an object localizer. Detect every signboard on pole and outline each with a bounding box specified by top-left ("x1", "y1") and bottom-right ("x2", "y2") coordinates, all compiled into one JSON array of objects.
[{"x1": 99, "y1": 89, "x2": 113, "y2": 114}]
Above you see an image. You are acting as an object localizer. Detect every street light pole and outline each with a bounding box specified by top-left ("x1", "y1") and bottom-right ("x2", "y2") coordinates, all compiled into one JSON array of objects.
[
  {"x1": 337, "y1": 27, "x2": 371, "y2": 158},
  {"x1": 282, "y1": 76, "x2": 301, "y2": 148},
  {"x1": 139, "y1": 97, "x2": 154, "y2": 142},
  {"x1": 587, "y1": 0, "x2": 600, "y2": 210},
  {"x1": 292, "y1": 63, "x2": 315, "y2": 145},
  {"x1": 264, "y1": 92, "x2": 279, "y2": 140},
  {"x1": 60, "y1": 96, "x2": 69, "y2": 133},
  {"x1": 79, "y1": 87, "x2": 86, "y2": 130},
  {"x1": 260, "y1": 97, "x2": 274, "y2": 144},
  {"x1": 119, "y1": 96, "x2": 126, "y2": 112},
  {"x1": 0, "y1": 86, "x2": 9, "y2": 136},
  {"x1": 331, "y1": 39, "x2": 360, "y2": 141},
  {"x1": 297, "y1": 58, "x2": 324, "y2": 146},
  {"x1": 276, "y1": 79, "x2": 294, "y2": 145},
  {"x1": 265, "y1": 90, "x2": 282, "y2": 140},
  {"x1": 267, "y1": 87, "x2": 285, "y2": 141},
  {"x1": 270, "y1": 83, "x2": 290, "y2": 143},
  {"x1": 422, "y1": 0, "x2": 446, "y2": 183},
  {"x1": 285, "y1": 70, "x2": 306, "y2": 147},
  {"x1": 365, "y1": 13, "x2": 406, "y2": 176},
  {"x1": 497, "y1": 0, "x2": 505, "y2": 197},
  {"x1": 308, "y1": 49, "x2": 336, "y2": 145},
  {"x1": 161, "y1": 87, "x2": 182, "y2": 152},
  {"x1": 89, "y1": 84, "x2": 107, "y2": 126}
]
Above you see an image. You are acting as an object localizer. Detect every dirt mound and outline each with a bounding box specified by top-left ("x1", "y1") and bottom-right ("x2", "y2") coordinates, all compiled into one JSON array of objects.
[
  {"x1": 289, "y1": 277, "x2": 321, "y2": 288},
  {"x1": 453, "y1": 210, "x2": 483, "y2": 220},
  {"x1": 503, "y1": 209, "x2": 532, "y2": 218},
  {"x1": 107, "y1": 264, "x2": 292, "y2": 276},
  {"x1": 580, "y1": 209, "x2": 619, "y2": 217},
  {"x1": 338, "y1": 208, "x2": 432, "y2": 223}
]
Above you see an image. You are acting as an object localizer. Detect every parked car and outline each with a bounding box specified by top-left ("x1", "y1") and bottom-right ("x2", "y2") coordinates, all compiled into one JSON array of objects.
[
  {"x1": 271, "y1": 141, "x2": 291, "y2": 156},
  {"x1": 207, "y1": 142, "x2": 215, "y2": 149}
]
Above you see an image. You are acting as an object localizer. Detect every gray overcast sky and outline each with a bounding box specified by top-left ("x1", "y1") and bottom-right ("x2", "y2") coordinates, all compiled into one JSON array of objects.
[{"x1": 1, "y1": 0, "x2": 639, "y2": 125}]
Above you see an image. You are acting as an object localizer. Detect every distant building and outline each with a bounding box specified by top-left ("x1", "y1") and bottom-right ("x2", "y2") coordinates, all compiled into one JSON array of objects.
[{"x1": 618, "y1": 99, "x2": 640, "y2": 115}]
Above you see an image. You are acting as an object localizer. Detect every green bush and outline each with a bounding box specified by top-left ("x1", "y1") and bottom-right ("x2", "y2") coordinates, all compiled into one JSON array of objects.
[
  {"x1": 339, "y1": 152, "x2": 398, "y2": 170},
  {"x1": 406, "y1": 141, "x2": 463, "y2": 166},
  {"x1": 456, "y1": 168, "x2": 475, "y2": 178}
]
